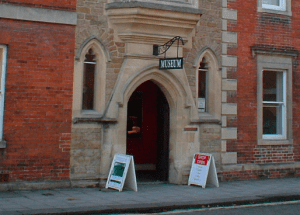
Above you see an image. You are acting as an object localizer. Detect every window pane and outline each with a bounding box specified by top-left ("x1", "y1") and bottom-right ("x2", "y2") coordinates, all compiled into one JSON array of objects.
[
  {"x1": 82, "y1": 63, "x2": 95, "y2": 110},
  {"x1": 263, "y1": 105, "x2": 283, "y2": 135},
  {"x1": 82, "y1": 49, "x2": 96, "y2": 110},
  {"x1": 198, "y1": 57, "x2": 208, "y2": 112},
  {"x1": 263, "y1": 71, "x2": 283, "y2": 102},
  {"x1": 198, "y1": 70, "x2": 206, "y2": 99},
  {"x1": 262, "y1": 0, "x2": 280, "y2": 6}
]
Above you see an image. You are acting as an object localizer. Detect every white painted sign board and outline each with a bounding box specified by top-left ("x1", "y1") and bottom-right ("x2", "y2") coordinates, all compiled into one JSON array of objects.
[
  {"x1": 106, "y1": 154, "x2": 138, "y2": 192},
  {"x1": 188, "y1": 153, "x2": 219, "y2": 188}
]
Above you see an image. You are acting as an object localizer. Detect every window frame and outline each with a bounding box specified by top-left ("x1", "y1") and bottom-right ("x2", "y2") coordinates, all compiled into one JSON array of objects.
[
  {"x1": 73, "y1": 39, "x2": 108, "y2": 118},
  {"x1": 82, "y1": 49, "x2": 96, "y2": 111},
  {"x1": 262, "y1": 0, "x2": 286, "y2": 11},
  {"x1": 195, "y1": 50, "x2": 221, "y2": 121},
  {"x1": 262, "y1": 70, "x2": 287, "y2": 140},
  {"x1": 256, "y1": 54, "x2": 293, "y2": 145},
  {"x1": 0, "y1": 45, "x2": 7, "y2": 142},
  {"x1": 197, "y1": 58, "x2": 208, "y2": 113},
  {"x1": 257, "y1": 0, "x2": 291, "y2": 16}
]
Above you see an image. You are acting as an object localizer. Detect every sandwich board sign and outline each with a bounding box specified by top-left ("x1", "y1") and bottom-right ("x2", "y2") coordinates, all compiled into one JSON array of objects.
[
  {"x1": 188, "y1": 153, "x2": 219, "y2": 188},
  {"x1": 106, "y1": 154, "x2": 138, "y2": 192}
]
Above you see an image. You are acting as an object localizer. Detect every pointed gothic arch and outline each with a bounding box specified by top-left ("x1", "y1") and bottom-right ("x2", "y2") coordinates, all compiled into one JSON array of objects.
[
  {"x1": 75, "y1": 36, "x2": 111, "y2": 62},
  {"x1": 194, "y1": 48, "x2": 221, "y2": 120},
  {"x1": 73, "y1": 38, "x2": 108, "y2": 117}
]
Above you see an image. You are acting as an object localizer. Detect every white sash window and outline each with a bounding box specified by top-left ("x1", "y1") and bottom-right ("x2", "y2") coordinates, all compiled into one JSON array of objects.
[{"x1": 262, "y1": 71, "x2": 286, "y2": 139}]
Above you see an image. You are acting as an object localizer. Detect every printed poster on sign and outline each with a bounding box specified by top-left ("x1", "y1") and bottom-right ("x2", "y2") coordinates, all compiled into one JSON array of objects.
[
  {"x1": 188, "y1": 153, "x2": 219, "y2": 188},
  {"x1": 106, "y1": 154, "x2": 138, "y2": 192}
]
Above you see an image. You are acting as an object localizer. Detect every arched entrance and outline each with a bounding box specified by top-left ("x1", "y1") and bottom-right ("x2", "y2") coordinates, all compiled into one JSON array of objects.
[
  {"x1": 101, "y1": 66, "x2": 200, "y2": 185},
  {"x1": 126, "y1": 80, "x2": 169, "y2": 182}
]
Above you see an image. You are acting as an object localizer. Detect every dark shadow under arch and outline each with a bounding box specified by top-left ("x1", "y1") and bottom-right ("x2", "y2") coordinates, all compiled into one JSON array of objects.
[{"x1": 126, "y1": 80, "x2": 170, "y2": 182}]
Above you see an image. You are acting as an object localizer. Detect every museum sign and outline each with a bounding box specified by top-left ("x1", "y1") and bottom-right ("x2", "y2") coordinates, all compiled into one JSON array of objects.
[
  {"x1": 159, "y1": 58, "x2": 183, "y2": 70},
  {"x1": 153, "y1": 36, "x2": 185, "y2": 70}
]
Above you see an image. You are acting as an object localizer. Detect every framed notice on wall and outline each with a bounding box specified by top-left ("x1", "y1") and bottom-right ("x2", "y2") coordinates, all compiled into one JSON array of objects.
[
  {"x1": 188, "y1": 153, "x2": 219, "y2": 188},
  {"x1": 106, "y1": 154, "x2": 138, "y2": 192}
]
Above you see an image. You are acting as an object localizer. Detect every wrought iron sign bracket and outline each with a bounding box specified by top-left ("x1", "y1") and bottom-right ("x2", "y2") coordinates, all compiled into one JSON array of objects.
[{"x1": 153, "y1": 36, "x2": 184, "y2": 58}]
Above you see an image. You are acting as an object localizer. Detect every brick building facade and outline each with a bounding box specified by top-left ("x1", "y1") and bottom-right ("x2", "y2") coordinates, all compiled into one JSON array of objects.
[
  {"x1": 71, "y1": 0, "x2": 300, "y2": 187},
  {"x1": 0, "y1": 1, "x2": 77, "y2": 188},
  {"x1": 221, "y1": 0, "x2": 300, "y2": 180},
  {"x1": 0, "y1": 0, "x2": 299, "y2": 190}
]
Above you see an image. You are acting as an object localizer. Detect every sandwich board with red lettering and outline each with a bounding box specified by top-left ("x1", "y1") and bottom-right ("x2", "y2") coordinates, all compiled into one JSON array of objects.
[
  {"x1": 188, "y1": 153, "x2": 219, "y2": 188},
  {"x1": 106, "y1": 154, "x2": 138, "y2": 192}
]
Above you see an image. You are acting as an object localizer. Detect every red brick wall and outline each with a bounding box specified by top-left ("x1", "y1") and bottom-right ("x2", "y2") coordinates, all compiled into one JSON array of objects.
[
  {"x1": 0, "y1": 18, "x2": 75, "y2": 182},
  {"x1": 0, "y1": 0, "x2": 76, "y2": 11},
  {"x1": 227, "y1": 1, "x2": 300, "y2": 164},
  {"x1": 291, "y1": 2, "x2": 300, "y2": 163},
  {"x1": 221, "y1": 167, "x2": 300, "y2": 181},
  {"x1": 254, "y1": 145, "x2": 294, "y2": 164}
]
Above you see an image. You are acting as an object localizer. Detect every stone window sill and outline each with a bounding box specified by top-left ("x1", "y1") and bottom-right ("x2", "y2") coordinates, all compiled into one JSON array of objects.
[
  {"x1": 258, "y1": 139, "x2": 292, "y2": 145},
  {"x1": 73, "y1": 110, "x2": 117, "y2": 124},
  {"x1": 81, "y1": 110, "x2": 103, "y2": 116}
]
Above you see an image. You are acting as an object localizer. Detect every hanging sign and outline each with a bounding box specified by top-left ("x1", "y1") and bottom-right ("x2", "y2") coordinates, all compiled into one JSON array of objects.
[
  {"x1": 106, "y1": 154, "x2": 138, "y2": 192},
  {"x1": 159, "y1": 58, "x2": 183, "y2": 70},
  {"x1": 188, "y1": 153, "x2": 219, "y2": 188}
]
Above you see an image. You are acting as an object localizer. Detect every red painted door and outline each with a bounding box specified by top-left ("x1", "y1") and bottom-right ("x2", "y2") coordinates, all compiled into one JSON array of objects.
[
  {"x1": 126, "y1": 81, "x2": 158, "y2": 165},
  {"x1": 126, "y1": 80, "x2": 169, "y2": 181}
]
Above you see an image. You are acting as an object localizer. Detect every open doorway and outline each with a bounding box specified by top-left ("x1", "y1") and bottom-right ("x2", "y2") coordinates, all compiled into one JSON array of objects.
[{"x1": 126, "y1": 81, "x2": 170, "y2": 182}]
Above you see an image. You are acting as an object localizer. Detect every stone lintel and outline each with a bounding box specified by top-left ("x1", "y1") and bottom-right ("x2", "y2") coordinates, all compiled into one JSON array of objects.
[{"x1": 251, "y1": 45, "x2": 299, "y2": 58}]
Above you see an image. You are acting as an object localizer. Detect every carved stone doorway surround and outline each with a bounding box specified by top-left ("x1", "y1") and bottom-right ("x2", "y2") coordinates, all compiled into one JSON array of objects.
[{"x1": 99, "y1": 1, "x2": 202, "y2": 184}]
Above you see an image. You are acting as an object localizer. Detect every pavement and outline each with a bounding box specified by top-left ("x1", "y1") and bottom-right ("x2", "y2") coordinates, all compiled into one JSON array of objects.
[{"x1": 0, "y1": 177, "x2": 300, "y2": 215}]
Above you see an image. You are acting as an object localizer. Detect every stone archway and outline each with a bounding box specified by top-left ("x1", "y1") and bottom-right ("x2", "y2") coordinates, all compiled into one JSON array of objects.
[{"x1": 101, "y1": 66, "x2": 200, "y2": 184}]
